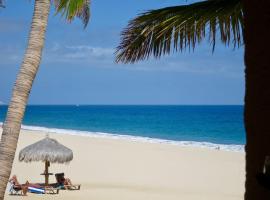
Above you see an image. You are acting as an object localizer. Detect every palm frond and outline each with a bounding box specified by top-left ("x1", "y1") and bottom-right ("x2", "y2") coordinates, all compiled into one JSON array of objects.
[
  {"x1": 53, "y1": 0, "x2": 90, "y2": 28},
  {"x1": 116, "y1": 0, "x2": 243, "y2": 63}
]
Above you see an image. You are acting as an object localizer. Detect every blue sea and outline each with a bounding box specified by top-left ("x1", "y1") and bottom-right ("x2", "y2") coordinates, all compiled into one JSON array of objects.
[{"x1": 0, "y1": 105, "x2": 245, "y2": 151}]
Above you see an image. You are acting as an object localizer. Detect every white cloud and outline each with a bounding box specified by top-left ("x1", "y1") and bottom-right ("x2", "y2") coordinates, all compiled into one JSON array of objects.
[
  {"x1": 63, "y1": 46, "x2": 114, "y2": 59},
  {"x1": 43, "y1": 43, "x2": 115, "y2": 64},
  {"x1": 65, "y1": 45, "x2": 114, "y2": 57},
  {"x1": 0, "y1": 41, "x2": 244, "y2": 78},
  {"x1": 52, "y1": 44, "x2": 114, "y2": 58}
]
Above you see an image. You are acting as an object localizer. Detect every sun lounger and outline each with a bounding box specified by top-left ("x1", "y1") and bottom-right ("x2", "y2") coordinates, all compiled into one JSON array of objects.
[
  {"x1": 27, "y1": 186, "x2": 59, "y2": 195},
  {"x1": 9, "y1": 175, "x2": 59, "y2": 195},
  {"x1": 9, "y1": 183, "x2": 23, "y2": 195},
  {"x1": 44, "y1": 186, "x2": 60, "y2": 194},
  {"x1": 64, "y1": 184, "x2": 81, "y2": 190}
]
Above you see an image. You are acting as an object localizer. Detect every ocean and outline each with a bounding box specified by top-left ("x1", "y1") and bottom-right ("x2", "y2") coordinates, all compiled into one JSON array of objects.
[{"x1": 0, "y1": 105, "x2": 245, "y2": 151}]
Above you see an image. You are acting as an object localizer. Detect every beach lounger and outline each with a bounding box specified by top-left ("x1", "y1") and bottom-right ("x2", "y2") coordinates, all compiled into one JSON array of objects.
[
  {"x1": 9, "y1": 183, "x2": 23, "y2": 195},
  {"x1": 27, "y1": 186, "x2": 59, "y2": 195},
  {"x1": 64, "y1": 184, "x2": 81, "y2": 190},
  {"x1": 9, "y1": 175, "x2": 59, "y2": 195},
  {"x1": 44, "y1": 186, "x2": 60, "y2": 194}
]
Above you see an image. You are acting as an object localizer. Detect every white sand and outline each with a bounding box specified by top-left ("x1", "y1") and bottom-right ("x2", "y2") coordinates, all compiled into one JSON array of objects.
[{"x1": 1, "y1": 128, "x2": 245, "y2": 200}]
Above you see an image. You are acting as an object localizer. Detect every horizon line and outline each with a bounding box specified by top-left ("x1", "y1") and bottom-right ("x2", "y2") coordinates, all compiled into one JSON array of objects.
[{"x1": 0, "y1": 104, "x2": 244, "y2": 106}]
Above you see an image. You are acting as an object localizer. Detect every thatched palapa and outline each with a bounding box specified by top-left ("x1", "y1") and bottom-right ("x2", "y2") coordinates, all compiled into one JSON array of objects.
[{"x1": 19, "y1": 136, "x2": 73, "y2": 163}]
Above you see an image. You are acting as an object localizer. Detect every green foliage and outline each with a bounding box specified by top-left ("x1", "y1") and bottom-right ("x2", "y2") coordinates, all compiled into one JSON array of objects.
[
  {"x1": 54, "y1": 0, "x2": 90, "y2": 28},
  {"x1": 116, "y1": 0, "x2": 243, "y2": 63}
]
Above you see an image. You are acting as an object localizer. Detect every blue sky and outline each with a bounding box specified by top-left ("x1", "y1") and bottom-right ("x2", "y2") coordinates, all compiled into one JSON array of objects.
[{"x1": 0, "y1": 0, "x2": 244, "y2": 105}]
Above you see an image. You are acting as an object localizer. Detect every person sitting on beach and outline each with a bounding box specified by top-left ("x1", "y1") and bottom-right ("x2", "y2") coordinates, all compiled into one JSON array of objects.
[
  {"x1": 9, "y1": 175, "x2": 28, "y2": 195},
  {"x1": 9, "y1": 175, "x2": 43, "y2": 195},
  {"x1": 55, "y1": 173, "x2": 73, "y2": 189},
  {"x1": 24, "y1": 181, "x2": 43, "y2": 188}
]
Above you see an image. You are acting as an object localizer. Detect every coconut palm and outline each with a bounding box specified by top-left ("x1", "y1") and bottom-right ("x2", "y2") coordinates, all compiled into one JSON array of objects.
[
  {"x1": 116, "y1": 0, "x2": 270, "y2": 199},
  {"x1": 0, "y1": 0, "x2": 90, "y2": 199},
  {"x1": 242, "y1": 1, "x2": 270, "y2": 199},
  {"x1": 116, "y1": 0, "x2": 243, "y2": 63}
]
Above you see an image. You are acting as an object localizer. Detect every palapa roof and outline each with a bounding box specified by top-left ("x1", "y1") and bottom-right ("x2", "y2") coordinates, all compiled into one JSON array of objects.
[{"x1": 19, "y1": 136, "x2": 73, "y2": 163}]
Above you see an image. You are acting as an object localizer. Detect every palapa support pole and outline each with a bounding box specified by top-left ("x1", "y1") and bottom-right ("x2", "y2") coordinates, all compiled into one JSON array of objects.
[{"x1": 45, "y1": 160, "x2": 50, "y2": 186}]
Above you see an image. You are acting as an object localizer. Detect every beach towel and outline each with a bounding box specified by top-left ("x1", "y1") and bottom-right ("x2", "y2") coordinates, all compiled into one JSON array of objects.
[{"x1": 28, "y1": 186, "x2": 45, "y2": 194}]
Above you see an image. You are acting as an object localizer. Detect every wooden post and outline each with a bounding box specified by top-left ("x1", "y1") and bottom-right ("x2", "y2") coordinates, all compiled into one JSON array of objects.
[{"x1": 45, "y1": 161, "x2": 50, "y2": 186}]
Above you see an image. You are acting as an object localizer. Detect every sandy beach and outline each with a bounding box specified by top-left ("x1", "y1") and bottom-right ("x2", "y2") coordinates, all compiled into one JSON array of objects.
[{"x1": 1, "y1": 128, "x2": 245, "y2": 200}]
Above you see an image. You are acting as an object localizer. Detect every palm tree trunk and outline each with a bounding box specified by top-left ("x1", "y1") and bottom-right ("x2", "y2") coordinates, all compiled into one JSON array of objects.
[
  {"x1": 0, "y1": 0, "x2": 50, "y2": 199},
  {"x1": 243, "y1": 0, "x2": 270, "y2": 199}
]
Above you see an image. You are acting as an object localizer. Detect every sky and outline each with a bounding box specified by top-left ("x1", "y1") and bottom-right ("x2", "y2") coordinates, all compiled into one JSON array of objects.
[{"x1": 0, "y1": 0, "x2": 244, "y2": 105}]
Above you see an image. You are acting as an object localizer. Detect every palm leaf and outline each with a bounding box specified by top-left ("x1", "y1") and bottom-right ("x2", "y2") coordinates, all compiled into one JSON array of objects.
[
  {"x1": 53, "y1": 0, "x2": 91, "y2": 28},
  {"x1": 116, "y1": 0, "x2": 243, "y2": 63}
]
